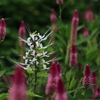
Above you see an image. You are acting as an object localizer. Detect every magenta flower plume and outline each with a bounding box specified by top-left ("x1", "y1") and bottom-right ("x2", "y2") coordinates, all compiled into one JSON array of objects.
[
  {"x1": 56, "y1": 0, "x2": 63, "y2": 5},
  {"x1": 8, "y1": 64, "x2": 27, "y2": 100},
  {"x1": 82, "y1": 64, "x2": 91, "y2": 88},
  {"x1": 83, "y1": 26, "x2": 89, "y2": 37},
  {"x1": 45, "y1": 61, "x2": 62, "y2": 96},
  {"x1": 82, "y1": 6, "x2": 95, "y2": 22},
  {"x1": 50, "y1": 8, "x2": 56, "y2": 22},
  {"x1": 91, "y1": 87, "x2": 100, "y2": 99},
  {"x1": 91, "y1": 71, "x2": 98, "y2": 95},
  {"x1": 69, "y1": 44, "x2": 78, "y2": 67},
  {"x1": 56, "y1": 62, "x2": 62, "y2": 75},
  {"x1": 70, "y1": 10, "x2": 79, "y2": 45},
  {"x1": 0, "y1": 18, "x2": 6, "y2": 42},
  {"x1": 18, "y1": 20, "x2": 26, "y2": 47},
  {"x1": 55, "y1": 77, "x2": 68, "y2": 100}
]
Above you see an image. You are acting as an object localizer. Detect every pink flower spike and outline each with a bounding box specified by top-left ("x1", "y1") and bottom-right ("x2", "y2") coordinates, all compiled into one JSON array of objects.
[
  {"x1": 8, "y1": 64, "x2": 27, "y2": 100},
  {"x1": 70, "y1": 10, "x2": 79, "y2": 45},
  {"x1": 56, "y1": 62, "x2": 62, "y2": 75},
  {"x1": 91, "y1": 71, "x2": 98, "y2": 95},
  {"x1": 50, "y1": 61, "x2": 58, "y2": 77},
  {"x1": 50, "y1": 8, "x2": 56, "y2": 22},
  {"x1": 18, "y1": 20, "x2": 26, "y2": 47},
  {"x1": 0, "y1": 18, "x2": 6, "y2": 42},
  {"x1": 45, "y1": 62, "x2": 63, "y2": 97},
  {"x1": 71, "y1": 44, "x2": 77, "y2": 53},
  {"x1": 84, "y1": 64, "x2": 90, "y2": 77},
  {"x1": 82, "y1": 64, "x2": 91, "y2": 88},
  {"x1": 69, "y1": 44, "x2": 78, "y2": 67},
  {"x1": 56, "y1": 0, "x2": 63, "y2": 5},
  {"x1": 83, "y1": 26, "x2": 89, "y2": 37},
  {"x1": 55, "y1": 77, "x2": 68, "y2": 100},
  {"x1": 45, "y1": 61, "x2": 57, "y2": 96}
]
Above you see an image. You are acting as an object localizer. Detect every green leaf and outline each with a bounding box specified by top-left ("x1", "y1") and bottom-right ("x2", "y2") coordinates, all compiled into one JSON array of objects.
[
  {"x1": 55, "y1": 34, "x2": 66, "y2": 46},
  {"x1": 27, "y1": 91, "x2": 42, "y2": 98},
  {"x1": 76, "y1": 37, "x2": 90, "y2": 45},
  {"x1": 67, "y1": 86, "x2": 84, "y2": 94},
  {"x1": 86, "y1": 47, "x2": 99, "y2": 62},
  {"x1": 0, "y1": 93, "x2": 8, "y2": 100},
  {"x1": 0, "y1": 70, "x2": 6, "y2": 77},
  {"x1": 69, "y1": 77, "x2": 76, "y2": 89},
  {"x1": 90, "y1": 28, "x2": 99, "y2": 38},
  {"x1": 37, "y1": 70, "x2": 48, "y2": 78},
  {"x1": 77, "y1": 25, "x2": 84, "y2": 31}
]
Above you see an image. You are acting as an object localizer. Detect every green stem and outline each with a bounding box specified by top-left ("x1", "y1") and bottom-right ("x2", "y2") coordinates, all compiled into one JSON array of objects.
[{"x1": 34, "y1": 60, "x2": 38, "y2": 92}]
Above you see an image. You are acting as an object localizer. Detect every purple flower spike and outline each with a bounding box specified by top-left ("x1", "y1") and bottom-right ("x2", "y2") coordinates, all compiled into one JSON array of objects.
[
  {"x1": 45, "y1": 61, "x2": 62, "y2": 97},
  {"x1": 84, "y1": 64, "x2": 90, "y2": 77},
  {"x1": 91, "y1": 71, "x2": 98, "y2": 95},
  {"x1": 56, "y1": 62, "x2": 62, "y2": 75},
  {"x1": 82, "y1": 64, "x2": 91, "y2": 88},
  {"x1": 55, "y1": 77, "x2": 68, "y2": 100},
  {"x1": 70, "y1": 10, "x2": 79, "y2": 45},
  {"x1": 18, "y1": 20, "x2": 26, "y2": 47},
  {"x1": 0, "y1": 18, "x2": 6, "y2": 42},
  {"x1": 69, "y1": 44, "x2": 78, "y2": 67},
  {"x1": 8, "y1": 64, "x2": 27, "y2": 100}
]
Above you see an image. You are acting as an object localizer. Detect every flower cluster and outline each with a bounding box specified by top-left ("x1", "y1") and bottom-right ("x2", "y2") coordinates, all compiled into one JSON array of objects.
[
  {"x1": 45, "y1": 61, "x2": 67, "y2": 100},
  {"x1": 19, "y1": 30, "x2": 53, "y2": 70}
]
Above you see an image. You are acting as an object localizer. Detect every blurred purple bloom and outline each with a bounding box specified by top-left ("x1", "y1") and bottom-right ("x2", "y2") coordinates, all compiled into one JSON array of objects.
[
  {"x1": 8, "y1": 64, "x2": 27, "y2": 100},
  {"x1": 82, "y1": 6, "x2": 95, "y2": 22},
  {"x1": 0, "y1": 18, "x2": 6, "y2": 42}
]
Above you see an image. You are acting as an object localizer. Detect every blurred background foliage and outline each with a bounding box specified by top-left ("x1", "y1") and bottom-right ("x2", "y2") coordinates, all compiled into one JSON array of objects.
[
  {"x1": 0, "y1": 0, "x2": 100, "y2": 99},
  {"x1": 0, "y1": 0, "x2": 100, "y2": 67}
]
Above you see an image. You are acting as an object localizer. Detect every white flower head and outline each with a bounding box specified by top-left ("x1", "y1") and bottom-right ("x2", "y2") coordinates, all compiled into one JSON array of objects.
[{"x1": 22, "y1": 29, "x2": 53, "y2": 69}]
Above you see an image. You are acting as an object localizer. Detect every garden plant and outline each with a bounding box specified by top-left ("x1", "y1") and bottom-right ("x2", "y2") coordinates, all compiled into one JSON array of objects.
[{"x1": 0, "y1": 0, "x2": 100, "y2": 100}]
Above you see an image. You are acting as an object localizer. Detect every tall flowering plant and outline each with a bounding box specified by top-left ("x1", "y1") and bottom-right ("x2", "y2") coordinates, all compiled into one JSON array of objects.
[
  {"x1": 19, "y1": 29, "x2": 53, "y2": 92},
  {"x1": 8, "y1": 64, "x2": 27, "y2": 100}
]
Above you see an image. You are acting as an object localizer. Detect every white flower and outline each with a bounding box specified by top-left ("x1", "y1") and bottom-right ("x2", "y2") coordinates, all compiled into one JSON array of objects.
[{"x1": 22, "y1": 30, "x2": 52, "y2": 69}]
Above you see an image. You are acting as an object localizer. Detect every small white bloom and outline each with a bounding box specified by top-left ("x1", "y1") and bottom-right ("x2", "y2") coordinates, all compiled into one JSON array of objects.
[{"x1": 25, "y1": 59, "x2": 28, "y2": 64}]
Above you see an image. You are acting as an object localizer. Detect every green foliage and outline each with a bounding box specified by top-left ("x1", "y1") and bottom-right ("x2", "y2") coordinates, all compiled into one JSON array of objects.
[
  {"x1": 0, "y1": 70, "x2": 6, "y2": 77},
  {"x1": 0, "y1": 0, "x2": 100, "y2": 100},
  {"x1": 0, "y1": 93, "x2": 8, "y2": 100}
]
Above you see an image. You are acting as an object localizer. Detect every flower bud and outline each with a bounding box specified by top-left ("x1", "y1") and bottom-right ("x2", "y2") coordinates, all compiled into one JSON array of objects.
[
  {"x1": 56, "y1": 0, "x2": 63, "y2": 5},
  {"x1": 82, "y1": 6, "x2": 95, "y2": 22},
  {"x1": 0, "y1": 18, "x2": 6, "y2": 42},
  {"x1": 83, "y1": 26, "x2": 89, "y2": 37},
  {"x1": 50, "y1": 8, "x2": 56, "y2": 22},
  {"x1": 18, "y1": 21, "x2": 26, "y2": 47}
]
